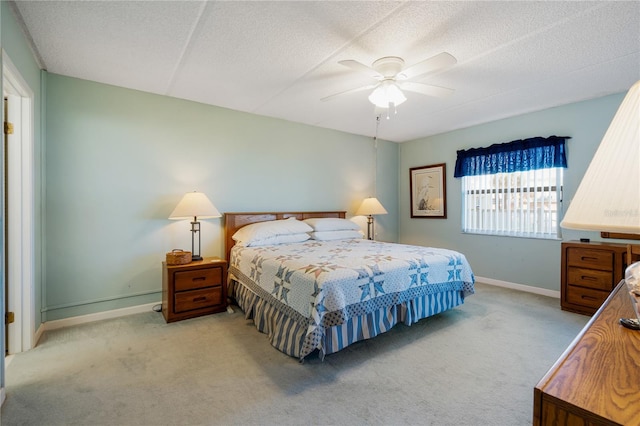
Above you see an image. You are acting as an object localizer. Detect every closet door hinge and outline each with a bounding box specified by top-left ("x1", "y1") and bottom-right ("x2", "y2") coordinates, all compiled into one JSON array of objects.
[
  {"x1": 5, "y1": 311, "x2": 15, "y2": 324},
  {"x1": 4, "y1": 121, "x2": 14, "y2": 135}
]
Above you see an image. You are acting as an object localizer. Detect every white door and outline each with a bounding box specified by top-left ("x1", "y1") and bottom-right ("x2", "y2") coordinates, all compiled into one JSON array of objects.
[{"x1": 3, "y1": 53, "x2": 35, "y2": 354}]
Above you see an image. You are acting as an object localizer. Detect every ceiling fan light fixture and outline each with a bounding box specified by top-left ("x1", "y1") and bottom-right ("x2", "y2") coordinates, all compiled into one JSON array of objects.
[{"x1": 368, "y1": 80, "x2": 406, "y2": 108}]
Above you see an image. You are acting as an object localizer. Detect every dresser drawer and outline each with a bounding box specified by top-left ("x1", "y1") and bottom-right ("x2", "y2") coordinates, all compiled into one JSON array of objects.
[
  {"x1": 566, "y1": 248, "x2": 614, "y2": 271},
  {"x1": 565, "y1": 285, "x2": 609, "y2": 310},
  {"x1": 567, "y1": 267, "x2": 613, "y2": 291},
  {"x1": 174, "y1": 287, "x2": 223, "y2": 313},
  {"x1": 174, "y1": 267, "x2": 222, "y2": 291}
]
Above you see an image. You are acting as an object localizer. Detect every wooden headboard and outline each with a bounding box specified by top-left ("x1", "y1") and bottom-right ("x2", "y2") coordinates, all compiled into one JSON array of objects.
[{"x1": 224, "y1": 211, "x2": 346, "y2": 263}]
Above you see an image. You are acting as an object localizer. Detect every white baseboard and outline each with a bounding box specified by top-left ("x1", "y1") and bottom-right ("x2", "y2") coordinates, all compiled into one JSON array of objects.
[
  {"x1": 475, "y1": 276, "x2": 560, "y2": 299},
  {"x1": 34, "y1": 323, "x2": 45, "y2": 347},
  {"x1": 35, "y1": 280, "x2": 556, "y2": 337},
  {"x1": 38, "y1": 280, "x2": 556, "y2": 332},
  {"x1": 4, "y1": 354, "x2": 14, "y2": 369},
  {"x1": 43, "y1": 302, "x2": 161, "y2": 332}
]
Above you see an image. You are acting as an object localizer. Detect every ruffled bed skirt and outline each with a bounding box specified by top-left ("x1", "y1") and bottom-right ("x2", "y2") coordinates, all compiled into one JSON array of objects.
[{"x1": 230, "y1": 278, "x2": 465, "y2": 360}]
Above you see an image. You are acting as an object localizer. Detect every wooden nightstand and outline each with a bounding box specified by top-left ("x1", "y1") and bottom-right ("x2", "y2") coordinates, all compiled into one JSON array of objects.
[
  {"x1": 162, "y1": 257, "x2": 227, "y2": 323},
  {"x1": 561, "y1": 241, "x2": 628, "y2": 315}
]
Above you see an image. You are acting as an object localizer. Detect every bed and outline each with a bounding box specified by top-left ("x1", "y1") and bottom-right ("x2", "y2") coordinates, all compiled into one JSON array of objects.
[{"x1": 225, "y1": 211, "x2": 475, "y2": 360}]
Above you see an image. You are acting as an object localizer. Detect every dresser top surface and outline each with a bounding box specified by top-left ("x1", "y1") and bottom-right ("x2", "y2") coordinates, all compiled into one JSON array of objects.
[
  {"x1": 537, "y1": 281, "x2": 640, "y2": 423},
  {"x1": 563, "y1": 240, "x2": 629, "y2": 249}
]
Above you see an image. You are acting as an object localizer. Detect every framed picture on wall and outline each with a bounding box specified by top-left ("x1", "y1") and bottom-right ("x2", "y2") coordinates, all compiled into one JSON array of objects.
[{"x1": 410, "y1": 163, "x2": 447, "y2": 218}]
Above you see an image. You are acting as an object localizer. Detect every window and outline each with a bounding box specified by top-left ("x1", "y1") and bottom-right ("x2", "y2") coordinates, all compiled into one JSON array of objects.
[
  {"x1": 455, "y1": 136, "x2": 569, "y2": 239},
  {"x1": 461, "y1": 168, "x2": 563, "y2": 238}
]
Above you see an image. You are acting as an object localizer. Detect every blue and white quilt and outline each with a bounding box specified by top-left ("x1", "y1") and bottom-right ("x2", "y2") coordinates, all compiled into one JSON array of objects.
[{"x1": 229, "y1": 239, "x2": 475, "y2": 359}]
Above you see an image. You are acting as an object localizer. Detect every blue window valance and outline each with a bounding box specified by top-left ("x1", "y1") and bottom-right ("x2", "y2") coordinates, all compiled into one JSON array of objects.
[{"x1": 453, "y1": 135, "x2": 570, "y2": 178}]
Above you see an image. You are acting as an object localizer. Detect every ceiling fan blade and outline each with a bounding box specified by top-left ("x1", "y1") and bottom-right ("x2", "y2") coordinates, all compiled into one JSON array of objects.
[
  {"x1": 320, "y1": 84, "x2": 378, "y2": 102},
  {"x1": 398, "y1": 52, "x2": 457, "y2": 80},
  {"x1": 338, "y1": 59, "x2": 383, "y2": 80},
  {"x1": 399, "y1": 82, "x2": 455, "y2": 98}
]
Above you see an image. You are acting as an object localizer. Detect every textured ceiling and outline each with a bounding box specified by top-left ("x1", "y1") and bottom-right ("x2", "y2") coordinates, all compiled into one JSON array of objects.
[{"x1": 11, "y1": 1, "x2": 640, "y2": 142}]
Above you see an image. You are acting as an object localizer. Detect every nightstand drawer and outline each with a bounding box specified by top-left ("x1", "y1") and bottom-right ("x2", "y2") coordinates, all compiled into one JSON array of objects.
[
  {"x1": 567, "y1": 267, "x2": 613, "y2": 291},
  {"x1": 174, "y1": 287, "x2": 223, "y2": 313},
  {"x1": 567, "y1": 248, "x2": 613, "y2": 271},
  {"x1": 174, "y1": 267, "x2": 222, "y2": 291},
  {"x1": 565, "y1": 285, "x2": 609, "y2": 310}
]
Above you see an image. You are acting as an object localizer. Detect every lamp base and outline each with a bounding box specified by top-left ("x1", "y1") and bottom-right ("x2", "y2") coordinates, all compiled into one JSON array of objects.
[
  {"x1": 191, "y1": 255, "x2": 203, "y2": 262},
  {"x1": 367, "y1": 215, "x2": 374, "y2": 240}
]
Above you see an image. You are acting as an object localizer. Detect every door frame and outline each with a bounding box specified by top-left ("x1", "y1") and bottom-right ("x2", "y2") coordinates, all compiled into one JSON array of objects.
[{"x1": 3, "y1": 51, "x2": 35, "y2": 354}]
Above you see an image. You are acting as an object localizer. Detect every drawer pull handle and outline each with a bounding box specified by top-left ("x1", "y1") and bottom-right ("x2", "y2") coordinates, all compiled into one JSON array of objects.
[
  {"x1": 580, "y1": 256, "x2": 599, "y2": 262},
  {"x1": 192, "y1": 277, "x2": 207, "y2": 282},
  {"x1": 193, "y1": 296, "x2": 207, "y2": 302},
  {"x1": 581, "y1": 275, "x2": 597, "y2": 281},
  {"x1": 581, "y1": 295, "x2": 598, "y2": 301}
]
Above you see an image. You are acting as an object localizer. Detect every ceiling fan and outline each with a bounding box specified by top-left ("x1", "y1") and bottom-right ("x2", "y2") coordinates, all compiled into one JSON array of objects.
[{"x1": 322, "y1": 52, "x2": 456, "y2": 110}]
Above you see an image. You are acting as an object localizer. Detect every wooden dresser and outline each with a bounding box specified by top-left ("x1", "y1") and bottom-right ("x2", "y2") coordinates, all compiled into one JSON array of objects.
[
  {"x1": 162, "y1": 257, "x2": 227, "y2": 323},
  {"x1": 534, "y1": 280, "x2": 640, "y2": 425},
  {"x1": 561, "y1": 241, "x2": 628, "y2": 315}
]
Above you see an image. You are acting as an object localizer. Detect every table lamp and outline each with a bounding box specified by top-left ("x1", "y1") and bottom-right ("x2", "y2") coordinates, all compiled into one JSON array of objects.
[
  {"x1": 560, "y1": 79, "x2": 640, "y2": 329},
  {"x1": 356, "y1": 197, "x2": 388, "y2": 240},
  {"x1": 169, "y1": 191, "x2": 221, "y2": 261}
]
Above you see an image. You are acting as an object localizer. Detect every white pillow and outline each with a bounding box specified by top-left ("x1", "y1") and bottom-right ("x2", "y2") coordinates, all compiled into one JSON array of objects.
[
  {"x1": 303, "y1": 218, "x2": 360, "y2": 232},
  {"x1": 237, "y1": 233, "x2": 310, "y2": 247},
  {"x1": 309, "y1": 230, "x2": 364, "y2": 241},
  {"x1": 232, "y1": 218, "x2": 313, "y2": 245}
]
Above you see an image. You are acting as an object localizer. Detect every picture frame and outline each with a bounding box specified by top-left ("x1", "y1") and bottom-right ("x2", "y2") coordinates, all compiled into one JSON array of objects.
[{"x1": 410, "y1": 163, "x2": 447, "y2": 218}]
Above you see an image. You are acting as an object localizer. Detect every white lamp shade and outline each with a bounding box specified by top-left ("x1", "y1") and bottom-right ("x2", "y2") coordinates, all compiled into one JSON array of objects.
[
  {"x1": 560, "y1": 80, "x2": 640, "y2": 234},
  {"x1": 356, "y1": 197, "x2": 388, "y2": 216},
  {"x1": 368, "y1": 81, "x2": 407, "y2": 108},
  {"x1": 169, "y1": 191, "x2": 221, "y2": 220}
]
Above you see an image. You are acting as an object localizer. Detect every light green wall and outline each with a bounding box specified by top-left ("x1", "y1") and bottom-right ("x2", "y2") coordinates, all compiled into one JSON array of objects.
[
  {"x1": 44, "y1": 73, "x2": 398, "y2": 320},
  {"x1": 399, "y1": 93, "x2": 626, "y2": 291},
  {"x1": 375, "y1": 138, "x2": 398, "y2": 240}
]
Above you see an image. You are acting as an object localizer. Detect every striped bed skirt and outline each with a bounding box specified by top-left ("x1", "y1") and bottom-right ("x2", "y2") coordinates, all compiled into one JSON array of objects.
[{"x1": 230, "y1": 278, "x2": 465, "y2": 360}]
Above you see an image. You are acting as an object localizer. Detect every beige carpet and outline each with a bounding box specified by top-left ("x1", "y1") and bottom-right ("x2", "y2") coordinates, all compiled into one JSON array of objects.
[{"x1": 1, "y1": 283, "x2": 588, "y2": 426}]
